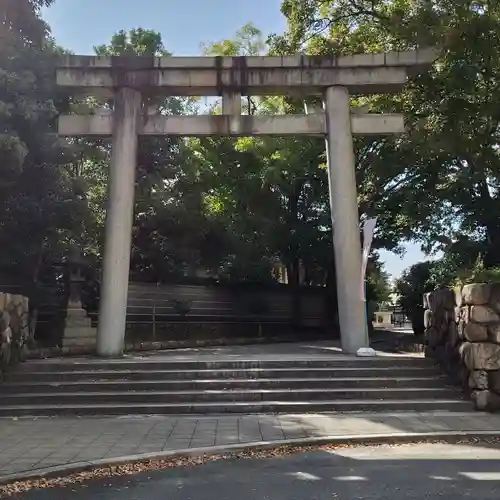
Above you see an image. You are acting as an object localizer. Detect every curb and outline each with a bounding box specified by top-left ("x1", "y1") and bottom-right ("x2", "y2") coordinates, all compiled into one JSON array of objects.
[{"x1": 1, "y1": 430, "x2": 500, "y2": 485}]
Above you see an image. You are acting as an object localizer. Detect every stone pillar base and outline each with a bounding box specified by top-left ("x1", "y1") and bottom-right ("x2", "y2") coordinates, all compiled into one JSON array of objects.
[{"x1": 62, "y1": 308, "x2": 96, "y2": 348}]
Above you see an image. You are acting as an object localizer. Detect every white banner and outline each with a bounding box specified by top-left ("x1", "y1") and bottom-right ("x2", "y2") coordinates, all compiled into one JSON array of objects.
[{"x1": 360, "y1": 217, "x2": 378, "y2": 300}]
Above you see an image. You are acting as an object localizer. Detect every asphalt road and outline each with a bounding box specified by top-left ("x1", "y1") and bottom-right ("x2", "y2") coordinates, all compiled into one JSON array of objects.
[{"x1": 14, "y1": 442, "x2": 500, "y2": 499}]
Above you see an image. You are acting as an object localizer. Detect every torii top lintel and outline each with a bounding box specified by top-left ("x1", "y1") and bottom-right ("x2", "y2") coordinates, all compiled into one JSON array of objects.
[{"x1": 56, "y1": 48, "x2": 437, "y2": 97}]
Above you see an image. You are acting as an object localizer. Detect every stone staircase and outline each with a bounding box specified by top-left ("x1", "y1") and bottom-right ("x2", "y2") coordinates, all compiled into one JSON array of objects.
[{"x1": 0, "y1": 354, "x2": 471, "y2": 416}]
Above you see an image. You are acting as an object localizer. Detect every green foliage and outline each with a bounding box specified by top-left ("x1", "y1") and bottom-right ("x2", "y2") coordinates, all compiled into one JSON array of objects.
[
  {"x1": 94, "y1": 28, "x2": 166, "y2": 56},
  {"x1": 398, "y1": 254, "x2": 500, "y2": 333},
  {"x1": 365, "y1": 256, "x2": 391, "y2": 309},
  {"x1": 83, "y1": 29, "x2": 223, "y2": 280},
  {"x1": 273, "y1": 0, "x2": 500, "y2": 263},
  {"x1": 453, "y1": 258, "x2": 500, "y2": 286},
  {"x1": 395, "y1": 261, "x2": 438, "y2": 333},
  {"x1": 459, "y1": 267, "x2": 500, "y2": 286},
  {"x1": 8, "y1": 0, "x2": 500, "y2": 334},
  {"x1": 0, "y1": 0, "x2": 82, "y2": 285},
  {"x1": 201, "y1": 23, "x2": 265, "y2": 56},
  {"x1": 198, "y1": 25, "x2": 333, "y2": 285}
]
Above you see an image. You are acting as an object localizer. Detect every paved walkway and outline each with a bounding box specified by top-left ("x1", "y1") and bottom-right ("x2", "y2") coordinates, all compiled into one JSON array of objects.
[
  {"x1": 1, "y1": 411, "x2": 500, "y2": 478},
  {"x1": 26, "y1": 339, "x2": 423, "y2": 366}
]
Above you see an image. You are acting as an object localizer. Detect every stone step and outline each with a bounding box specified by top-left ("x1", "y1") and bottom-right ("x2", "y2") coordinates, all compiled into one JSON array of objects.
[
  {"x1": 0, "y1": 399, "x2": 473, "y2": 417},
  {"x1": 0, "y1": 387, "x2": 460, "y2": 405},
  {"x1": 1, "y1": 352, "x2": 465, "y2": 417},
  {"x1": 0, "y1": 376, "x2": 449, "y2": 393},
  {"x1": 3, "y1": 366, "x2": 442, "y2": 383},
  {"x1": 64, "y1": 317, "x2": 94, "y2": 328},
  {"x1": 62, "y1": 328, "x2": 96, "y2": 339},
  {"x1": 62, "y1": 338, "x2": 97, "y2": 347},
  {"x1": 13, "y1": 357, "x2": 437, "y2": 373},
  {"x1": 63, "y1": 309, "x2": 89, "y2": 318}
]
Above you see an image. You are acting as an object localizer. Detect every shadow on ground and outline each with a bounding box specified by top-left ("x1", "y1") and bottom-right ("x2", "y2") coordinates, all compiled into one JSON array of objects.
[
  {"x1": 11, "y1": 441, "x2": 500, "y2": 499},
  {"x1": 370, "y1": 327, "x2": 425, "y2": 355}
]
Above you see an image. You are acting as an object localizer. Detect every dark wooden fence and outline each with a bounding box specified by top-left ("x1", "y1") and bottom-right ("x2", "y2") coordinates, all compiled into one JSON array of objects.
[
  {"x1": 118, "y1": 282, "x2": 330, "y2": 343},
  {"x1": 125, "y1": 282, "x2": 327, "y2": 327},
  {"x1": 2, "y1": 276, "x2": 331, "y2": 346}
]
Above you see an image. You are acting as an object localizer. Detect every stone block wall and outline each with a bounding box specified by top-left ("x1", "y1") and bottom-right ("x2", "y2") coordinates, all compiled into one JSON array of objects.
[
  {"x1": 0, "y1": 292, "x2": 30, "y2": 375},
  {"x1": 425, "y1": 283, "x2": 500, "y2": 411}
]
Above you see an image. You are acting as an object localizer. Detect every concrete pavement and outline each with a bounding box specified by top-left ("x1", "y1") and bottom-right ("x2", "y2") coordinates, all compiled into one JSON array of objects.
[
  {"x1": 12, "y1": 441, "x2": 500, "y2": 499},
  {"x1": 1, "y1": 411, "x2": 500, "y2": 480}
]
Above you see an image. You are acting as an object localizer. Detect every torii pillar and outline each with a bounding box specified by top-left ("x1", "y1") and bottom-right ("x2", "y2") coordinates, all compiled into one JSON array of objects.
[
  {"x1": 325, "y1": 86, "x2": 368, "y2": 353},
  {"x1": 97, "y1": 87, "x2": 142, "y2": 356}
]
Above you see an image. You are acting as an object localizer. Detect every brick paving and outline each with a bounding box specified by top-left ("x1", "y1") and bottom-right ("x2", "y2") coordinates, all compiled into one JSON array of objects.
[{"x1": 0, "y1": 411, "x2": 500, "y2": 477}]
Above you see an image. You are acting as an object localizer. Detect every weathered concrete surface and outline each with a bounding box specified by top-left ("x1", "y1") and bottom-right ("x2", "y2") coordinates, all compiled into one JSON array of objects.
[
  {"x1": 63, "y1": 309, "x2": 96, "y2": 349},
  {"x1": 324, "y1": 86, "x2": 366, "y2": 353},
  {"x1": 96, "y1": 87, "x2": 141, "y2": 357},
  {"x1": 58, "y1": 50, "x2": 436, "y2": 69},
  {"x1": 13, "y1": 441, "x2": 500, "y2": 499},
  {"x1": 57, "y1": 66, "x2": 409, "y2": 96},
  {"x1": 222, "y1": 90, "x2": 242, "y2": 115},
  {"x1": 58, "y1": 113, "x2": 404, "y2": 137},
  {"x1": 56, "y1": 49, "x2": 436, "y2": 96}
]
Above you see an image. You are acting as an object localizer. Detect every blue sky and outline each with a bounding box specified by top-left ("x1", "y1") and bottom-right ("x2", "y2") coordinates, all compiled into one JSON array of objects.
[
  {"x1": 42, "y1": 0, "x2": 286, "y2": 55},
  {"x1": 41, "y1": 0, "x2": 429, "y2": 279}
]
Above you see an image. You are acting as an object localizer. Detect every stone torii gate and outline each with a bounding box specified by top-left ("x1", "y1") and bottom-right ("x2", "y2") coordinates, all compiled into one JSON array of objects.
[{"x1": 56, "y1": 49, "x2": 435, "y2": 357}]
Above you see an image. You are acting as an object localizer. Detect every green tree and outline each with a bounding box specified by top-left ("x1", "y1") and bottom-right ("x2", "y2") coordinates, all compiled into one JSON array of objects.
[
  {"x1": 197, "y1": 24, "x2": 342, "y2": 329},
  {"x1": 396, "y1": 261, "x2": 438, "y2": 334},
  {"x1": 85, "y1": 29, "x2": 227, "y2": 282},
  {"x1": 200, "y1": 25, "x2": 333, "y2": 286},
  {"x1": 0, "y1": 0, "x2": 81, "y2": 285},
  {"x1": 271, "y1": 0, "x2": 500, "y2": 266},
  {"x1": 366, "y1": 257, "x2": 391, "y2": 309}
]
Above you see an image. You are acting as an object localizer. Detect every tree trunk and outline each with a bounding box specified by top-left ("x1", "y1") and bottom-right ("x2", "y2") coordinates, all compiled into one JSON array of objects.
[
  {"x1": 468, "y1": 158, "x2": 500, "y2": 267},
  {"x1": 484, "y1": 221, "x2": 500, "y2": 267}
]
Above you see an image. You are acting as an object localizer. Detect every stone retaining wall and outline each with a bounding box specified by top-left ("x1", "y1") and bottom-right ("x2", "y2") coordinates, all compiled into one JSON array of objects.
[
  {"x1": 0, "y1": 292, "x2": 30, "y2": 376},
  {"x1": 424, "y1": 283, "x2": 500, "y2": 411}
]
